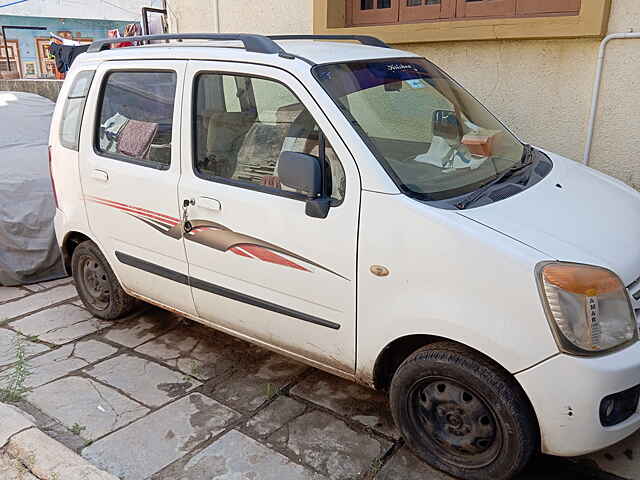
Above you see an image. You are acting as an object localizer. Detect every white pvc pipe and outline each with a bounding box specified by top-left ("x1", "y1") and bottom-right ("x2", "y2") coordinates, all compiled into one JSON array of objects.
[
  {"x1": 214, "y1": 0, "x2": 221, "y2": 33},
  {"x1": 583, "y1": 32, "x2": 640, "y2": 165}
]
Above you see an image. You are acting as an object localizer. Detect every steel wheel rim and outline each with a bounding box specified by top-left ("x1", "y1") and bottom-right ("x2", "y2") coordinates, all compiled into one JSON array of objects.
[
  {"x1": 78, "y1": 254, "x2": 110, "y2": 311},
  {"x1": 408, "y1": 376, "x2": 502, "y2": 469}
]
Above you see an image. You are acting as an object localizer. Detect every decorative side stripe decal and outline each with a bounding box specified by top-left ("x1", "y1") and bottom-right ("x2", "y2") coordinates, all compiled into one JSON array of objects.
[
  {"x1": 87, "y1": 196, "x2": 180, "y2": 223},
  {"x1": 115, "y1": 251, "x2": 341, "y2": 331},
  {"x1": 88, "y1": 196, "x2": 349, "y2": 280}
]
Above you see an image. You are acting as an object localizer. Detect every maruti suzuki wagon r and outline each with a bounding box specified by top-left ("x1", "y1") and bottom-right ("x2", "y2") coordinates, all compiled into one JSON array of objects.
[{"x1": 50, "y1": 33, "x2": 640, "y2": 480}]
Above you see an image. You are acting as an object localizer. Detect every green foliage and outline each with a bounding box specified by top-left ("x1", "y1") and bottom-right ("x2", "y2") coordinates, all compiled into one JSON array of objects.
[
  {"x1": 0, "y1": 335, "x2": 32, "y2": 403},
  {"x1": 70, "y1": 423, "x2": 87, "y2": 435}
]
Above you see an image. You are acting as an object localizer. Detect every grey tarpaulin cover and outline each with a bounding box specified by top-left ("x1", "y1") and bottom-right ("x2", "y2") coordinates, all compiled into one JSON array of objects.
[{"x1": 0, "y1": 92, "x2": 67, "y2": 286}]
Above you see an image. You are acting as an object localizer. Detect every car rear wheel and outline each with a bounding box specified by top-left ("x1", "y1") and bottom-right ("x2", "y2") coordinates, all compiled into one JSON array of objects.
[
  {"x1": 72, "y1": 240, "x2": 136, "y2": 320},
  {"x1": 390, "y1": 342, "x2": 538, "y2": 480}
]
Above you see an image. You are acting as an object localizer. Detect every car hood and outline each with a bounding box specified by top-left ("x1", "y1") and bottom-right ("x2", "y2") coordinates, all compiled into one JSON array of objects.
[{"x1": 459, "y1": 152, "x2": 640, "y2": 285}]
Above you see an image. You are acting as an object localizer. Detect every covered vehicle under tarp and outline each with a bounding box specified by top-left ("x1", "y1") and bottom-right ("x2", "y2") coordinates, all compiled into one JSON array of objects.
[{"x1": 0, "y1": 92, "x2": 67, "y2": 286}]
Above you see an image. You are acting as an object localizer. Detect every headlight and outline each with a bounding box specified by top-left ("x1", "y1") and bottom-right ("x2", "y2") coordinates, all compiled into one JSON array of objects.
[{"x1": 537, "y1": 262, "x2": 637, "y2": 355}]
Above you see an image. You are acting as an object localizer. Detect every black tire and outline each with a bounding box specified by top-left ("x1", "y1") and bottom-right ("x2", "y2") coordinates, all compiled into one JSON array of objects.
[
  {"x1": 390, "y1": 342, "x2": 538, "y2": 480},
  {"x1": 72, "y1": 240, "x2": 136, "y2": 320}
]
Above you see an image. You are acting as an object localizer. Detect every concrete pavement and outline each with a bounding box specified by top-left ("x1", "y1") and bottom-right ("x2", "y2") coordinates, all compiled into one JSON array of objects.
[{"x1": 0, "y1": 280, "x2": 636, "y2": 479}]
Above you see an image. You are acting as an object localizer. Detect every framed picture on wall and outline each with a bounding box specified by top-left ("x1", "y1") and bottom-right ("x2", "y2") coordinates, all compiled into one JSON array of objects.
[{"x1": 23, "y1": 61, "x2": 37, "y2": 78}]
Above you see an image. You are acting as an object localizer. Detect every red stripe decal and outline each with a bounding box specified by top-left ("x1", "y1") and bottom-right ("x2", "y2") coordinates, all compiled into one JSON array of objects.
[
  {"x1": 230, "y1": 247, "x2": 253, "y2": 258},
  {"x1": 88, "y1": 196, "x2": 180, "y2": 223},
  {"x1": 91, "y1": 200, "x2": 178, "y2": 226},
  {"x1": 190, "y1": 226, "x2": 221, "y2": 233},
  {"x1": 238, "y1": 244, "x2": 310, "y2": 272}
]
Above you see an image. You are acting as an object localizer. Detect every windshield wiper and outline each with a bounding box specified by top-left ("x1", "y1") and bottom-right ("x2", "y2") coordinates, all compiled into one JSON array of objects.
[{"x1": 455, "y1": 145, "x2": 535, "y2": 210}]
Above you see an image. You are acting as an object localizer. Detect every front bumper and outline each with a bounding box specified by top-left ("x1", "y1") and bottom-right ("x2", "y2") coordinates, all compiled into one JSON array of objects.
[{"x1": 517, "y1": 341, "x2": 640, "y2": 456}]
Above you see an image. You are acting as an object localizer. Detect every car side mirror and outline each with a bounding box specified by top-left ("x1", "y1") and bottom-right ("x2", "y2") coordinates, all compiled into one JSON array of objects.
[
  {"x1": 433, "y1": 110, "x2": 461, "y2": 139},
  {"x1": 277, "y1": 151, "x2": 329, "y2": 219}
]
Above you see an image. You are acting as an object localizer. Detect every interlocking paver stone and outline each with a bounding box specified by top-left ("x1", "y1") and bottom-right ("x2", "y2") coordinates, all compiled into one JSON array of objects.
[
  {"x1": 135, "y1": 323, "x2": 243, "y2": 381},
  {"x1": 583, "y1": 428, "x2": 640, "y2": 479},
  {"x1": 245, "y1": 395, "x2": 306, "y2": 438},
  {"x1": 83, "y1": 393, "x2": 239, "y2": 480},
  {"x1": 0, "y1": 284, "x2": 78, "y2": 320},
  {"x1": 0, "y1": 403, "x2": 35, "y2": 448},
  {"x1": 155, "y1": 430, "x2": 326, "y2": 480},
  {"x1": 28, "y1": 376, "x2": 149, "y2": 441},
  {"x1": 0, "y1": 329, "x2": 48, "y2": 367},
  {"x1": 376, "y1": 447, "x2": 451, "y2": 480},
  {"x1": 0, "y1": 287, "x2": 28, "y2": 304},
  {"x1": 204, "y1": 351, "x2": 307, "y2": 413},
  {"x1": 377, "y1": 447, "x2": 589, "y2": 480},
  {"x1": 0, "y1": 453, "x2": 38, "y2": 480},
  {"x1": 291, "y1": 370, "x2": 399, "y2": 438},
  {"x1": 23, "y1": 340, "x2": 116, "y2": 389},
  {"x1": 101, "y1": 308, "x2": 180, "y2": 348},
  {"x1": 268, "y1": 410, "x2": 391, "y2": 479},
  {"x1": 10, "y1": 304, "x2": 103, "y2": 345},
  {"x1": 86, "y1": 354, "x2": 201, "y2": 407},
  {"x1": 23, "y1": 277, "x2": 72, "y2": 292}
]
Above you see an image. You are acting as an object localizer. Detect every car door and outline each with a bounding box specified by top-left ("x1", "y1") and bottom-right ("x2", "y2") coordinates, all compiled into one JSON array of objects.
[
  {"x1": 79, "y1": 60, "x2": 197, "y2": 316},
  {"x1": 179, "y1": 61, "x2": 361, "y2": 373}
]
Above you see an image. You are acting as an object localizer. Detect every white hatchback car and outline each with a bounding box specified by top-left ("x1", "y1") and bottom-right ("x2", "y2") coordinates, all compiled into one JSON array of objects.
[{"x1": 50, "y1": 33, "x2": 640, "y2": 479}]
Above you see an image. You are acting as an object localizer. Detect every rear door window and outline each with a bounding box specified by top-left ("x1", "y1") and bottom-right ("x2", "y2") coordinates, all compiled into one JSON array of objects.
[
  {"x1": 96, "y1": 71, "x2": 177, "y2": 169},
  {"x1": 60, "y1": 70, "x2": 95, "y2": 151}
]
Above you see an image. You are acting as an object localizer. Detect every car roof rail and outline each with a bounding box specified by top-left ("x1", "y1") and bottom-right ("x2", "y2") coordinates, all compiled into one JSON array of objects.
[
  {"x1": 269, "y1": 35, "x2": 390, "y2": 49},
  {"x1": 86, "y1": 33, "x2": 292, "y2": 56}
]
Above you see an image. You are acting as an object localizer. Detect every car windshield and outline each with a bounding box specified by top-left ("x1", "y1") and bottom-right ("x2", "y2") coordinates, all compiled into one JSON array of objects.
[{"x1": 313, "y1": 58, "x2": 525, "y2": 201}]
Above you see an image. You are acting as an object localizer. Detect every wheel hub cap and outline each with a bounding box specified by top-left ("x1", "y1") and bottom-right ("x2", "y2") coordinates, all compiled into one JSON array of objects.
[
  {"x1": 79, "y1": 256, "x2": 110, "y2": 310},
  {"x1": 411, "y1": 378, "x2": 501, "y2": 468}
]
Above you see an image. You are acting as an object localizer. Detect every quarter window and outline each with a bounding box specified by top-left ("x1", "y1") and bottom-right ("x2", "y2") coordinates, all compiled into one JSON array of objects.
[
  {"x1": 194, "y1": 73, "x2": 345, "y2": 205},
  {"x1": 96, "y1": 71, "x2": 177, "y2": 168},
  {"x1": 60, "y1": 70, "x2": 95, "y2": 151}
]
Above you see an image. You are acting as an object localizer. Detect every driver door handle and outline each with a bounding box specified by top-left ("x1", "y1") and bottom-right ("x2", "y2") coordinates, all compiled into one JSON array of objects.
[
  {"x1": 197, "y1": 196, "x2": 221, "y2": 212},
  {"x1": 91, "y1": 169, "x2": 109, "y2": 182}
]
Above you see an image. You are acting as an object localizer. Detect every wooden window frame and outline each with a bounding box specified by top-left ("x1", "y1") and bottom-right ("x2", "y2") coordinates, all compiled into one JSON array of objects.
[
  {"x1": 314, "y1": 0, "x2": 611, "y2": 44},
  {"x1": 400, "y1": 0, "x2": 455, "y2": 23},
  {"x1": 516, "y1": 0, "x2": 580, "y2": 16},
  {"x1": 456, "y1": 0, "x2": 516, "y2": 19},
  {"x1": 350, "y1": 0, "x2": 580, "y2": 24},
  {"x1": 351, "y1": 0, "x2": 399, "y2": 26},
  {"x1": 0, "y1": 39, "x2": 22, "y2": 76},
  {"x1": 36, "y1": 37, "x2": 55, "y2": 78}
]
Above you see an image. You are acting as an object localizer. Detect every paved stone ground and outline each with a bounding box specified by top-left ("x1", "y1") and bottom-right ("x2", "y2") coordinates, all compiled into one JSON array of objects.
[
  {"x1": 0, "y1": 452, "x2": 39, "y2": 480},
  {"x1": 0, "y1": 281, "x2": 637, "y2": 479}
]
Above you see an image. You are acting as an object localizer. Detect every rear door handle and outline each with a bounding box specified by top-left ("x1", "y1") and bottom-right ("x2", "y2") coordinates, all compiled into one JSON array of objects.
[
  {"x1": 91, "y1": 169, "x2": 109, "y2": 182},
  {"x1": 197, "y1": 196, "x2": 221, "y2": 212}
]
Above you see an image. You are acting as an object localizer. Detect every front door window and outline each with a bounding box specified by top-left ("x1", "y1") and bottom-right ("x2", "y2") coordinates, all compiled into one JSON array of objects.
[{"x1": 193, "y1": 73, "x2": 345, "y2": 205}]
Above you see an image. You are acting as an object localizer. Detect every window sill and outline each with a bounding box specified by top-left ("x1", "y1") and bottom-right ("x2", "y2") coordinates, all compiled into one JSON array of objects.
[{"x1": 313, "y1": 0, "x2": 611, "y2": 44}]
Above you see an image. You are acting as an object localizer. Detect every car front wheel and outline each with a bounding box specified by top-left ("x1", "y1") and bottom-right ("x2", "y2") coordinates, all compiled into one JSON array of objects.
[{"x1": 390, "y1": 342, "x2": 538, "y2": 480}]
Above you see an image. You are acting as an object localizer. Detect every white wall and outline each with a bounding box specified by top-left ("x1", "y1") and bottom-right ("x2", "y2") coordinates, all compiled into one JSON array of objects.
[
  {"x1": 165, "y1": 0, "x2": 311, "y2": 35},
  {"x1": 0, "y1": 0, "x2": 164, "y2": 21}
]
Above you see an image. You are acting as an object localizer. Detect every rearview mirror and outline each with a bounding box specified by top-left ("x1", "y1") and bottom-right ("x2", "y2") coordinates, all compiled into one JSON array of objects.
[
  {"x1": 278, "y1": 151, "x2": 322, "y2": 197},
  {"x1": 277, "y1": 151, "x2": 329, "y2": 219},
  {"x1": 433, "y1": 110, "x2": 461, "y2": 139}
]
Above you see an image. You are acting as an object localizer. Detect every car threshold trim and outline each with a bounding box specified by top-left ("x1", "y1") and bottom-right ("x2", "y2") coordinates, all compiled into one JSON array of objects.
[{"x1": 114, "y1": 251, "x2": 341, "y2": 330}]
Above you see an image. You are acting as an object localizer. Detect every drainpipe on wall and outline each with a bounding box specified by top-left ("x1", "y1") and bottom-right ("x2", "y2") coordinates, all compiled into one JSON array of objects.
[
  {"x1": 583, "y1": 31, "x2": 640, "y2": 165},
  {"x1": 213, "y1": 0, "x2": 221, "y2": 33}
]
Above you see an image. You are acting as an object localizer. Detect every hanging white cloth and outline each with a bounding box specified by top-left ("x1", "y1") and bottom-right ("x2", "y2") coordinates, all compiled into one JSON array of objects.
[{"x1": 49, "y1": 32, "x2": 80, "y2": 46}]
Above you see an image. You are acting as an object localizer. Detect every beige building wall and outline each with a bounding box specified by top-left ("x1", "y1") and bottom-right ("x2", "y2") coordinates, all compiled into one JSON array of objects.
[
  {"x1": 166, "y1": 0, "x2": 312, "y2": 35},
  {"x1": 166, "y1": 0, "x2": 640, "y2": 187}
]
